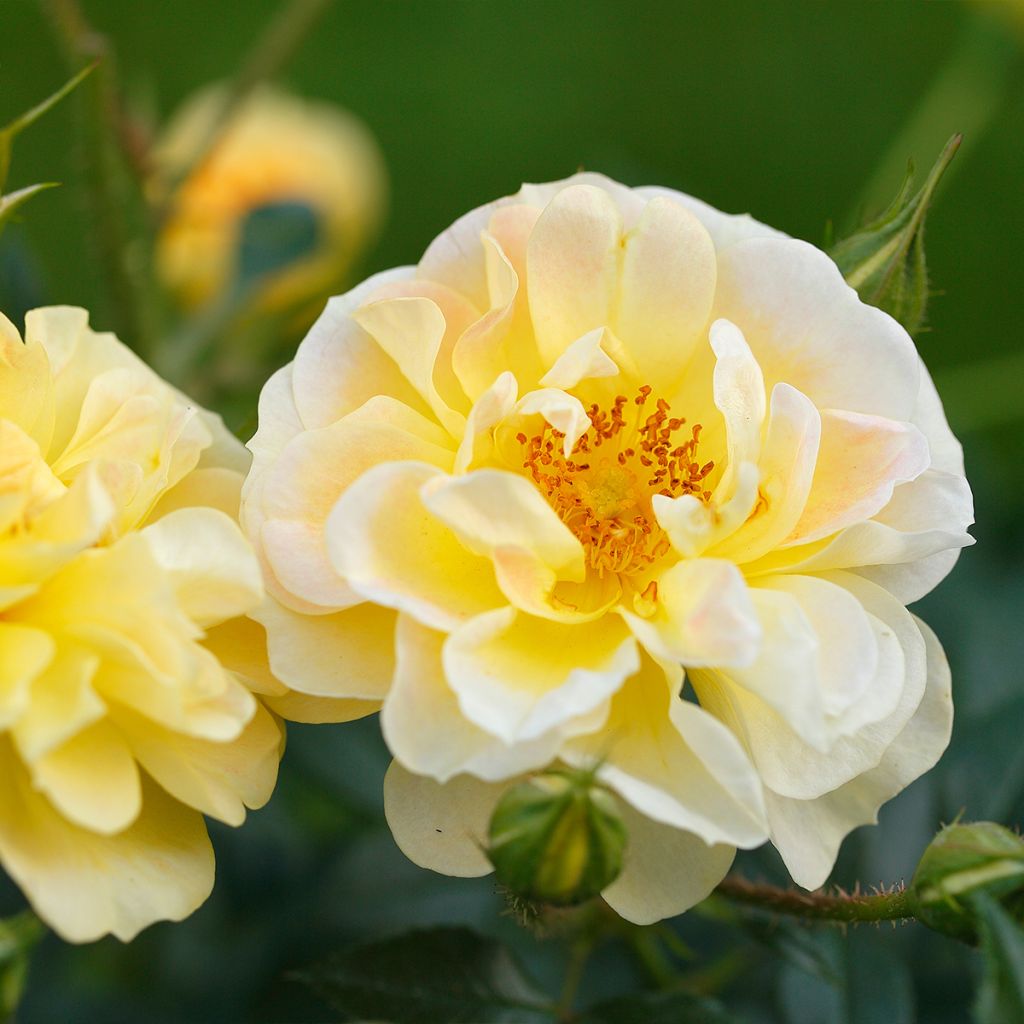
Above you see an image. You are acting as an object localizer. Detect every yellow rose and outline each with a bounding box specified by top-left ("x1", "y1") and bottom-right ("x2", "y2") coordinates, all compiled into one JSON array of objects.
[
  {"x1": 153, "y1": 84, "x2": 387, "y2": 314},
  {"x1": 0, "y1": 306, "x2": 282, "y2": 942},
  {"x1": 243, "y1": 174, "x2": 973, "y2": 923}
]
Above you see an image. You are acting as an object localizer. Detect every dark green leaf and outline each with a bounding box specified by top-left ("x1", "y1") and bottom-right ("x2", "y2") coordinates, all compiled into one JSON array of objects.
[
  {"x1": 972, "y1": 893, "x2": 1024, "y2": 1024},
  {"x1": 235, "y1": 200, "x2": 321, "y2": 287},
  {"x1": 580, "y1": 990, "x2": 743, "y2": 1023},
  {"x1": 829, "y1": 134, "x2": 960, "y2": 337},
  {"x1": 291, "y1": 926, "x2": 550, "y2": 1023}
]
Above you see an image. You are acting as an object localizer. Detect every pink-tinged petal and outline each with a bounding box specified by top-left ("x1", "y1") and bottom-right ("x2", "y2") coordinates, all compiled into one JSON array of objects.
[
  {"x1": 527, "y1": 185, "x2": 622, "y2": 368},
  {"x1": 786, "y1": 409, "x2": 929, "y2": 546},
  {"x1": 744, "y1": 469, "x2": 974, "y2": 603},
  {"x1": 622, "y1": 559, "x2": 761, "y2": 668},
  {"x1": 290, "y1": 268, "x2": 426, "y2": 430},
  {"x1": 443, "y1": 607, "x2": 635, "y2": 743},
  {"x1": 614, "y1": 196, "x2": 716, "y2": 388},
  {"x1": 354, "y1": 296, "x2": 467, "y2": 438},
  {"x1": 326, "y1": 462, "x2": 505, "y2": 631}
]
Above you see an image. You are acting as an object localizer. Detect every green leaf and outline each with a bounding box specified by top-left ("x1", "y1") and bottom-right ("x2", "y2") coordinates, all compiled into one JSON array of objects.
[
  {"x1": 580, "y1": 990, "x2": 743, "y2": 1023},
  {"x1": 0, "y1": 910, "x2": 45, "y2": 1022},
  {"x1": 0, "y1": 182, "x2": 60, "y2": 238},
  {"x1": 829, "y1": 134, "x2": 960, "y2": 337},
  {"x1": 972, "y1": 893, "x2": 1024, "y2": 1024},
  {"x1": 291, "y1": 926, "x2": 551, "y2": 1023},
  {"x1": 0, "y1": 62, "x2": 96, "y2": 191},
  {"x1": 235, "y1": 200, "x2": 321, "y2": 287}
]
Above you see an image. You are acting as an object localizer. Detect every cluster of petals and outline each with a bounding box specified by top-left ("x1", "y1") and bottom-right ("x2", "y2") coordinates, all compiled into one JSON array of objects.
[
  {"x1": 243, "y1": 174, "x2": 974, "y2": 923},
  {"x1": 0, "y1": 307, "x2": 282, "y2": 941}
]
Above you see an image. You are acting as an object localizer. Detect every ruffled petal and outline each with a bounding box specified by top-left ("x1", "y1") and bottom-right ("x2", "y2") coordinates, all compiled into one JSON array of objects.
[
  {"x1": 0, "y1": 743, "x2": 214, "y2": 943},
  {"x1": 443, "y1": 607, "x2": 635, "y2": 742},
  {"x1": 765, "y1": 616, "x2": 952, "y2": 889},
  {"x1": 326, "y1": 462, "x2": 505, "y2": 631}
]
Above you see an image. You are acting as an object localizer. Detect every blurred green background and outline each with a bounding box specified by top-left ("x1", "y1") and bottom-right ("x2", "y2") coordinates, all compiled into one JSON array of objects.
[{"x1": 2, "y1": 0, "x2": 1023, "y2": 1021}]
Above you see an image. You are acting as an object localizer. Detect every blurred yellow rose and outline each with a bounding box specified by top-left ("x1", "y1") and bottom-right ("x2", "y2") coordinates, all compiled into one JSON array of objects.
[
  {"x1": 242, "y1": 174, "x2": 973, "y2": 924},
  {"x1": 152, "y1": 84, "x2": 387, "y2": 315},
  {"x1": 0, "y1": 306, "x2": 283, "y2": 942}
]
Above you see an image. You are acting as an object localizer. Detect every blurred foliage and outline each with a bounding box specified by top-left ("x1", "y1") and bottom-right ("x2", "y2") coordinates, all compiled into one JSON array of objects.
[{"x1": 1, "y1": 0, "x2": 1023, "y2": 1021}]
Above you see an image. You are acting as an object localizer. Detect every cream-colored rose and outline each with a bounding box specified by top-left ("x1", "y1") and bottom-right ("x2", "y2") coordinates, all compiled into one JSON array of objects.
[
  {"x1": 243, "y1": 174, "x2": 973, "y2": 924},
  {"x1": 153, "y1": 83, "x2": 387, "y2": 314},
  {"x1": 0, "y1": 307, "x2": 283, "y2": 942}
]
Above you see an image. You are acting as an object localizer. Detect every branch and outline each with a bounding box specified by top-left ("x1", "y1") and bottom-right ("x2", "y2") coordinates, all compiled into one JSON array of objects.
[{"x1": 715, "y1": 875, "x2": 913, "y2": 925}]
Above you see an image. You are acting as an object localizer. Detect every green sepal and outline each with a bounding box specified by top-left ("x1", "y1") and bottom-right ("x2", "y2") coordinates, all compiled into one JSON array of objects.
[
  {"x1": 0, "y1": 182, "x2": 60, "y2": 237},
  {"x1": 829, "y1": 134, "x2": 960, "y2": 337}
]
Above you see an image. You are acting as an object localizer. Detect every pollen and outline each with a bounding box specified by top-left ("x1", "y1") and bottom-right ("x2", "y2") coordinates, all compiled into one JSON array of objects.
[{"x1": 519, "y1": 386, "x2": 714, "y2": 578}]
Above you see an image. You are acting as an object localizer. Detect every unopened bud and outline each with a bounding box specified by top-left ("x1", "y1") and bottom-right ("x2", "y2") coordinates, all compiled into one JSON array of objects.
[
  {"x1": 908, "y1": 821, "x2": 1024, "y2": 941},
  {"x1": 829, "y1": 134, "x2": 960, "y2": 338},
  {"x1": 487, "y1": 768, "x2": 627, "y2": 907}
]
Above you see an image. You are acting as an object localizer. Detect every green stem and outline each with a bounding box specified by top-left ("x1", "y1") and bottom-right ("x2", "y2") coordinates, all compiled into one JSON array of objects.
[
  {"x1": 153, "y1": 0, "x2": 335, "y2": 221},
  {"x1": 849, "y1": 14, "x2": 1015, "y2": 225},
  {"x1": 716, "y1": 875, "x2": 913, "y2": 924},
  {"x1": 554, "y1": 936, "x2": 595, "y2": 1021},
  {"x1": 42, "y1": 0, "x2": 162, "y2": 357}
]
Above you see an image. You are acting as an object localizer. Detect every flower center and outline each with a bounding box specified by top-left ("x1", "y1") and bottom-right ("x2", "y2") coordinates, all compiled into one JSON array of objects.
[{"x1": 518, "y1": 386, "x2": 714, "y2": 579}]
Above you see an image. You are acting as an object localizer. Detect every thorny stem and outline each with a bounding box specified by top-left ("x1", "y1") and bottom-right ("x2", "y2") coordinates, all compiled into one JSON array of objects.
[{"x1": 715, "y1": 875, "x2": 914, "y2": 924}]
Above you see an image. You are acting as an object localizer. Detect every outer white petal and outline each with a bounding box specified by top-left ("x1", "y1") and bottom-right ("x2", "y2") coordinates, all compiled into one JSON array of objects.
[
  {"x1": 326, "y1": 462, "x2": 505, "y2": 631},
  {"x1": 443, "y1": 608, "x2": 637, "y2": 743},
  {"x1": 382, "y1": 761, "x2": 498, "y2": 877},
  {"x1": 766, "y1": 616, "x2": 953, "y2": 889},
  {"x1": 634, "y1": 185, "x2": 786, "y2": 250},
  {"x1": 712, "y1": 237, "x2": 921, "y2": 421},
  {"x1": 601, "y1": 801, "x2": 736, "y2": 926}
]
